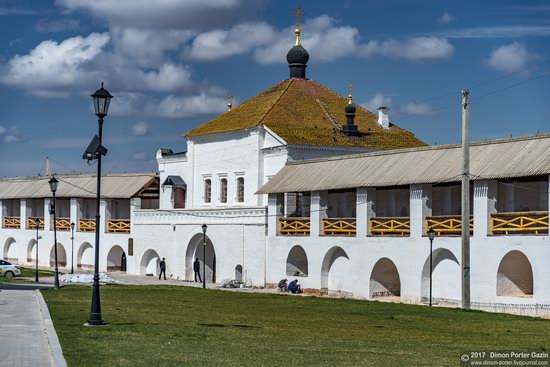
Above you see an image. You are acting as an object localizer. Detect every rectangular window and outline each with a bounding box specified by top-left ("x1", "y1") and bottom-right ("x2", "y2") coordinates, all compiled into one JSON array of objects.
[
  {"x1": 236, "y1": 177, "x2": 245, "y2": 203},
  {"x1": 204, "y1": 179, "x2": 212, "y2": 203},
  {"x1": 220, "y1": 178, "x2": 228, "y2": 203}
]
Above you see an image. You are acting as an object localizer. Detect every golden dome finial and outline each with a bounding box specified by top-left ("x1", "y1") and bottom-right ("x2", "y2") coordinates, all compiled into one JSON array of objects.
[
  {"x1": 348, "y1": 82, "x2": 353, "y2": 104},
  {"x1": 292, "y1": 5, "x2": 304, "y2": 46},
  {"x1": 227, "y1": 94, "x2": 233, "y2": 111}
]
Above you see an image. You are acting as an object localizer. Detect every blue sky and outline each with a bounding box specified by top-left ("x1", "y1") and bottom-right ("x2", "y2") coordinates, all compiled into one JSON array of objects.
[{"x1": 0, "y1": 0, "x2": 549, "y2": 177}]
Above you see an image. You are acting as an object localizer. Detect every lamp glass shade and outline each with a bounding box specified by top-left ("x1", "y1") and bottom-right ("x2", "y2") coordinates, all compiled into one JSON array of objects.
[
  {"x1": 91, "y1": 83, "x2": 113, "y2": 117},
  {"x1": 427, "y1": 228, "x2": 436, "y2": 241},
  {"x1": 48, "y1": 176, "x2": 59, "y2": 193},
  {"x1": 71, "y1": 222, "x2": 75, "y2": 230},
  {"x1": 202, "y1": 224, "x2": 207, "y2": 234}
]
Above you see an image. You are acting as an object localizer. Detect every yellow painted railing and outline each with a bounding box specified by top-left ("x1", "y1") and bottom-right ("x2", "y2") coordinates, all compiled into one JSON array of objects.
[
  {"x1": 79, "y1": 218, "x2": 96, "y2": 232},
  {"x1": 3, "y1": 216, "x2": 20, "y2": 229},
  {"x1": 425, "y1": 215, "x2": 473, "y2": 236},
  {"x1": 491, "y1": 211, "x2": 548, "y2": 235},
  {"x1": 55, "y1": 218, "x2": 71, "y2": 231},
  {"x1": 370, "y1": 217, "x2": 410, "y2": 236},
  {"x1": 322, "y1": 218, "x2": 356, "y2": 236},
  {"x1": 107, "y1": 219, "x2": 131, "y2": 234},
  {"x1": 279, "y1": 217, "x2": 310, "y2": 236},
  {"x1": 27, "y1": 217, "x2": 45, "y2": 230}
]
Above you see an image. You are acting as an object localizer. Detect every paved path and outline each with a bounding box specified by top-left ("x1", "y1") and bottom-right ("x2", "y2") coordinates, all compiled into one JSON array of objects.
[{"x1": 0, "y1": 289, "x2": 65, "y2": 367}]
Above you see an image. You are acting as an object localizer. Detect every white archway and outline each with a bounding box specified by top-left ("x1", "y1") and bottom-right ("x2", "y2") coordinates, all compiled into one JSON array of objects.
[
  {"x1": 77, "y1": 242, "x2": 94, "y2": 269},
  {"x1": 421, "y1": 248, "x2": 460, "y2": 303},
  {"x1": 3, "y1": 237, "x2": 17, "y2": 263},
  {"x1": 320, "y1": 246, "x2": 350, "y2": 294},
  {"x1": 185, "y1": 233, "x2": 216, "y2": 283},
  {"x1": 50, "y1": 243, "x2": 67, "y2": 268},
  {"x1": 286, "y1": 245, "x2": 308, "y2": 277},
  {"x1": 107, "y1": 245, "x2": 126, "y2": 272},
  {"x1": 370, "y1": 258, "x2": 401, "y2": 298},
  {"x1": 27, "y1": 239, "x2": 37, "y2": 264},
  {"x1": 497, "y1": 250, "x2": 533, "y2": 297},
  {"x1": 235, "y1": 264, "x2": 243, "y2": 282},
  {"x1": 140, "y1": 249, "x2": 160, "y2": 276}
]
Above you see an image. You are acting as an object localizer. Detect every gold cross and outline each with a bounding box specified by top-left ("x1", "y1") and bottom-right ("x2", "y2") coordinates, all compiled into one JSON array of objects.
[
  {"x1": 292, "y1": 5, "x2": 304, "y2": 27},
  {"x1": 227, "y1": 94, "x2": 233, "y2": 111},
  {"x1": 348, "y1": 82, "x2": 353, "y2": 103}
]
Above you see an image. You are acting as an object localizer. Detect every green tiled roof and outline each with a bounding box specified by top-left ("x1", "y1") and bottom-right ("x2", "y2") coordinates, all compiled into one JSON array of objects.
[{"x1": 186, "y1": 78, "x2": 426, "y2": 149}]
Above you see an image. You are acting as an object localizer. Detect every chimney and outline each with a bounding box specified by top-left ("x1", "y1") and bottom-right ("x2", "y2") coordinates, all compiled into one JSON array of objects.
[{"x1": 377, "y1": 107, "x2": 390, "y2": 129}]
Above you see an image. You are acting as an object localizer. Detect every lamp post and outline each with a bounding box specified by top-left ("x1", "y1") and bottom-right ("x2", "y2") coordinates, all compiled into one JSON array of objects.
[
  {"x1": 70, "y1": 222, "x2": 75, "y2": 274},
  {"x1": 427, "y1": 227, "x2": 436, "y2": 307},
  {"x1": 202, "y1": 224, "x2": 207, "y2": 289},
  {"x1": 49, "y1": 176, "x2": 60, "y2": 289},
  {"x1": 35, "y1": 217, "x2": 42, "y2": 283},
  {"x1": 86, "y1": 83, "x2": 112, "y2": 326}
]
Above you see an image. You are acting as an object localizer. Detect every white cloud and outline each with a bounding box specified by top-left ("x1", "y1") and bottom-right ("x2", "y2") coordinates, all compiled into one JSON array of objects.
[
  {"x1": 486, "y1": 42, "x2": 535, "y2": 72},
  {"x1": 360, "y1": 36, "x2": 454, "y2": 61},
  {"x1": 0, "y1": 32, "x2": 110, "y2": 97},
  {"x1": 437, "y1": 12, "x2": 453, "y2": 26},
  {"x1": 131, "y1": 121, "x2": 150, "y2": 136},
  {"x1": 0, "y1": 125, "x2": 26, "y2": 144},
  {"x1": 130, "y1": 151, "x2": 149, "y2": 161},
  {"x1": 438, "y1": 25, "x2": 550, "y2": 39},
  {"x1": 147, "y1": 93, "x2": 227, "y2": 118},
  {"x1": 400, "y1": 102, "x2": 435, "y2": 116},
  {"x1": 361, "y1": 93, "x2": 392, "y2": 112}
]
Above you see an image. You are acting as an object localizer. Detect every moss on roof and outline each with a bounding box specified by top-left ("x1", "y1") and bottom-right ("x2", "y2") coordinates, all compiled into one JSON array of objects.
[{"x1": 186, "y1": 78, "x2": 426, "y2": 149}]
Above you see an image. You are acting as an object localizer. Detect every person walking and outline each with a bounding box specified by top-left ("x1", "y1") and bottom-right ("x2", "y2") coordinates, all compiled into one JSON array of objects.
[
  {"x1": 193, "y1": 257, "x2": 202, "y2": 283},
  {"x1": 159, "y1": 257, "x2": 167, "y2": 280}
]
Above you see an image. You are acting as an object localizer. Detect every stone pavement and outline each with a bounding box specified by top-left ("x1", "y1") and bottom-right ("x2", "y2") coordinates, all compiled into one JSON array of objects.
[{"x1": 0, "y1": 288, "x2": 66, "y2": 367}]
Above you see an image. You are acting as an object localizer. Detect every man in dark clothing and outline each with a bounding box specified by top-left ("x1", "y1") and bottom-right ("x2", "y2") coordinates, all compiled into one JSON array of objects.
[
  {"x1": 278, "y1": 278, "x2": 288, "y2": 292},
  {"x1": 288, "y1": 279, "x2": 301, "y2": 294},
  {"x1": 193, "y1": 257, "x2": 202, "y2": 283},
  {"x1": 159, "y1": 258, "x2": 167, "y2": 280}
]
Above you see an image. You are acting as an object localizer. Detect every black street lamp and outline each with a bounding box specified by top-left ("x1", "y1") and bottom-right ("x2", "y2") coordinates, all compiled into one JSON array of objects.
[
  {"x1": 35, "y1": 217, "x2": 42, "y2": 283},
  {"x1": 85, "y1": 83, "x2": 112, "y2": 327},
  {"x1": 70, "y1": 222, "x2": 75, "y2": 274},
  {"x1": 427, "y1": 227, "x2": 436, "y2": 307},
  {"x1": 202, "y1": 224, "x2": 207, "y2": 289},
  {"x1": 49, "y1": 176, "x2": 60, "y2": 289}
]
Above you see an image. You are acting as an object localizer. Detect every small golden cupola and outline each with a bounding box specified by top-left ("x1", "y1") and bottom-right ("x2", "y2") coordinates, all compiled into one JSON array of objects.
[
  {"x1": 342, "y1": 82, "x2": 360, "y2": 136},
  {"x1": 286, "y1": 5, "x2": 309, "y2": 79}
]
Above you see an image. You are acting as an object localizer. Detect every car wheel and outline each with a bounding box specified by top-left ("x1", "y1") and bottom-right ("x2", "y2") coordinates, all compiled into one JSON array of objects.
[{"x1": 4, "y1": 271, "x2": 14, "y2": 279}]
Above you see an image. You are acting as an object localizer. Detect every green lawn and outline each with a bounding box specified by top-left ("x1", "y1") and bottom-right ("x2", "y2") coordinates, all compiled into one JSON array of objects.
[{"x1": 42, "y1": 286, "x2": 550, "y2": 367}]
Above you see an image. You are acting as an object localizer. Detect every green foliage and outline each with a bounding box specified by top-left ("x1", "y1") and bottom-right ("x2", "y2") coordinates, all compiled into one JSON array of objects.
[{"x1": 42, "y1": 286, "x2": 550, "y2": 367}]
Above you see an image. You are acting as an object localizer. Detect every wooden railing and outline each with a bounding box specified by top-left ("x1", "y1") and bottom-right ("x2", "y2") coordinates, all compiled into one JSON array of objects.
[
  {"x1": 425, "y1": 215, "x2": 473, "y2": 236},
  {"x1": 370, "y1": 217, "x2": 410, "y2": 236},
  {"x1": 55, "y1": 218, "x2": 71, "y2": 231},
  {"x1": 79, "y1": 218, "x2": 96, "y2": 232},
  {"x1": 107, "y1": 219, "x2": 131, "y2": 234},
  {"x1": 27, "y1": 217, "x2": 44, "y2": 230},
  {"x1": 279, "y1": 217, "x2": 310, "y2": 236},
  {"x1": 491, "y1": 211, "x2": 548, "y2": 235},
  {"x1": 322, "y1": 218, "x2": 356, "y2": 236},
  {"x1": 3, "y1": 216, "x2": 20, "y2": 229}
]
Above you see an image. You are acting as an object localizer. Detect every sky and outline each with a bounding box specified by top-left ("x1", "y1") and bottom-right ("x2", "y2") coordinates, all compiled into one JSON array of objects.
[{"x1": 0, "y1": 0, "x2": 549, "y2": 177}]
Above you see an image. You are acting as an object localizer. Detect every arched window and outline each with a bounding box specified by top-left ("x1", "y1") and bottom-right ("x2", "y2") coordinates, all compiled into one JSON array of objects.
[
  {"x1": 220, "y1": 178, "x2": 228, "y2": 203},
  {"x1": 173, "y1": 187, "x2": 186, "y2": 208},
  {"x1": 204, "y1": 179, "x2": 212, "y2": 203},
  {"x1": 236, "y1": 177, "x2": 244, "y2": 203}
]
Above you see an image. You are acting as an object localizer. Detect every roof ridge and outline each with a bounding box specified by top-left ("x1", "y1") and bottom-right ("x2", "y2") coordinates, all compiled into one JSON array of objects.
[
  {"x1": 256, "y1": 78, "x2": 294, "y2": 127},
  {"x1": 316, "y1": 98, "x2": 342, "y2": 129}
]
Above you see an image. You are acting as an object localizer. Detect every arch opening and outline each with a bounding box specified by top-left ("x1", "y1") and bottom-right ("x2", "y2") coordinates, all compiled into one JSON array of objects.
[
  {"x1": 370, "y1": 258, "x2": 401, "y2": 298},
  {"x1": 286, "y1": 245, "x2": 308, "y2": 277},
  {"x1": 27, "y1": 239, "x2": 37, "y2": 264},
  {"x1": 320, "y1": 246, "x2": 350, "y2": 294},
  {"x1": 107, "y1": 245, "x2": 126, "y2": 272},
  {"x1": 235, "y1": 265, "x2": 242, "y2": 282},
  {"x1": 50, "y1": 243, "x2": 67, "y2": 268},
  {"x1": 77, "y1": 242, "x2": 94, "y2": 270},
  {"x1": 421, "y1": 248, "x2": 460, "y2": 303},
  {"x1": 497, "y1": 250, "x2": 533, "y2": 297},
  {"x1": 3, "y1": 237, "x2": 17, "y2": 263},
  {"x1": 140, "y1": 249, "x2": 160, "y2": 276},
  {"x1": 185, "y1": 233, "x2": 216, "y2": 283}
]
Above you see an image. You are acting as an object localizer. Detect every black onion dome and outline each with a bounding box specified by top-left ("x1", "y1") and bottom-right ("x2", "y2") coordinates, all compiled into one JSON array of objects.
[
  {"x1": 345, "y1": 102, "x2": 356, "y2": 114},
  {"x1": 286, "y1": 45, "x2": 309, "y2": 65}
]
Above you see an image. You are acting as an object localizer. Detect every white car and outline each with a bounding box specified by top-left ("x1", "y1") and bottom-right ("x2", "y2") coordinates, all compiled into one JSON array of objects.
[{"x1": 0, "y1": 260, "x2": 21, "y2": 278}]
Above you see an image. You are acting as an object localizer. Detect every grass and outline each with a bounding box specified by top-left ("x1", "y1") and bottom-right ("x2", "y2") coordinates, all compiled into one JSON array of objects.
[
  {"x1": 42, "y1": 285, "x2": 550, "y2": 367},
  {"x1": 0, "y1": 266, "x2": 56, "y2": 283}
]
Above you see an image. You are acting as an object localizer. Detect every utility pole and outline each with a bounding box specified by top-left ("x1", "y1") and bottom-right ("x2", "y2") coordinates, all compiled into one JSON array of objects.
[{"x1": 461, "y1": 90, "x2": 470, "y2": 310}]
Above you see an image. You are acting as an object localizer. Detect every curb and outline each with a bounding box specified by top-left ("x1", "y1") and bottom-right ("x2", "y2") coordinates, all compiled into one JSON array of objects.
[{"x1": 35, "y1": 290, "x2": 68, "y2": 367}]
